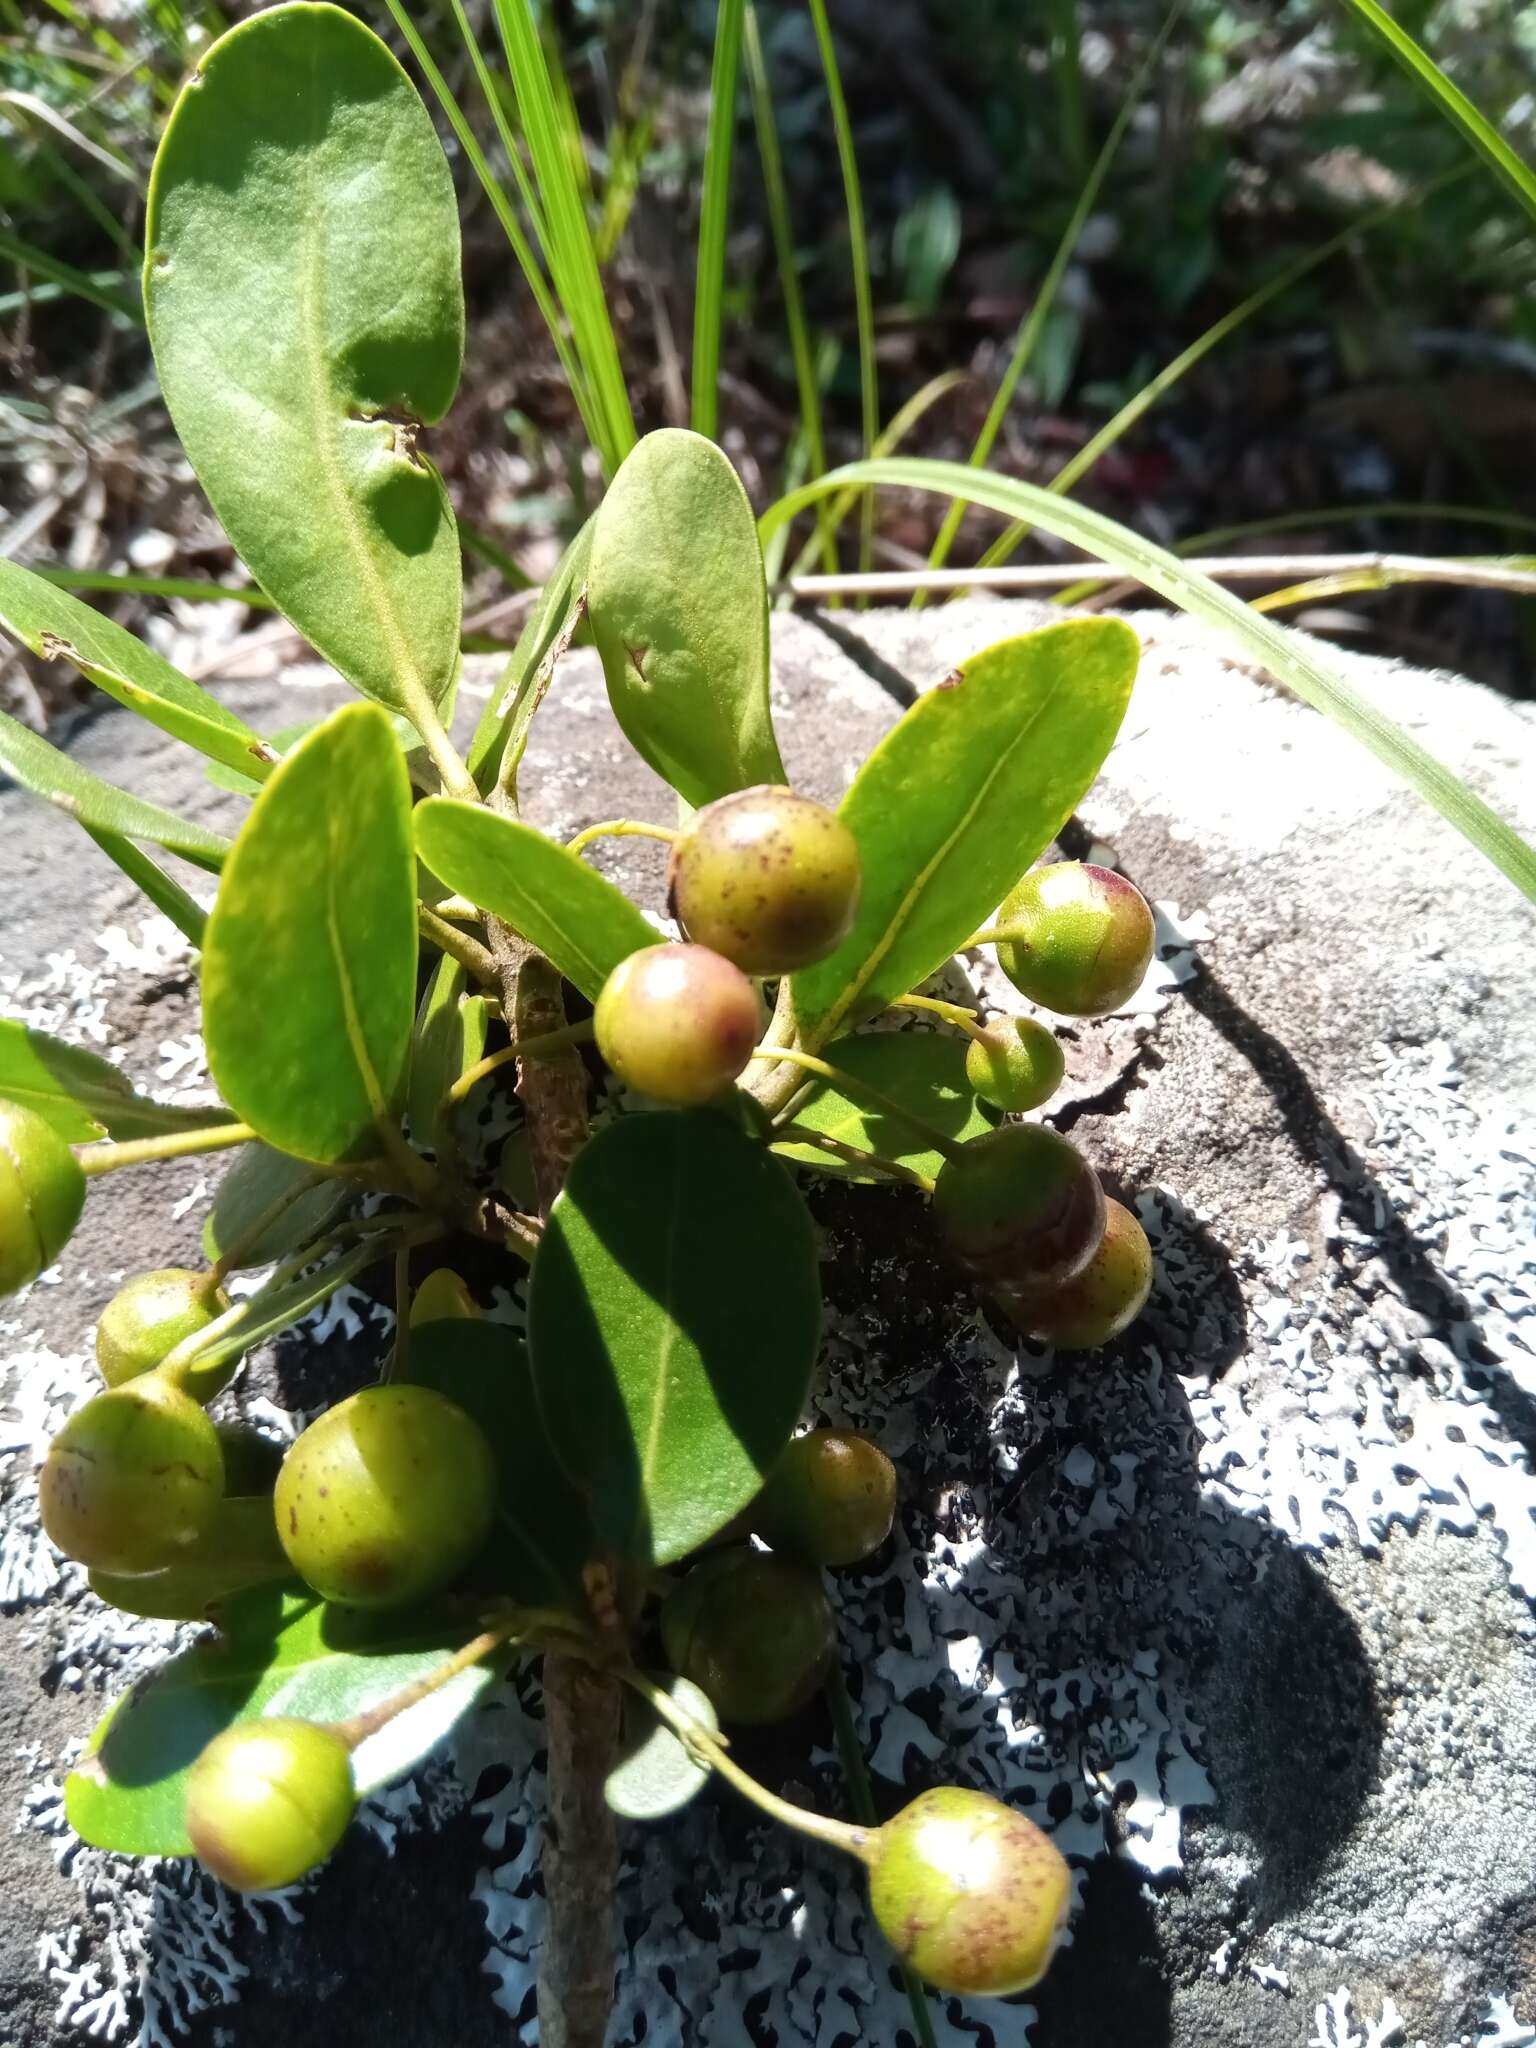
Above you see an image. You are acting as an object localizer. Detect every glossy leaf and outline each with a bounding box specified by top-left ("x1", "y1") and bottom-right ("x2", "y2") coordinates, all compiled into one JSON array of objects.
[
  {"x1": 202, "y1": 704, "x2": 417, "y2": 1163},
  {"x1": 407, "y1": 955, "x2": 489, "y2": 1150},
  {"x1": 203, "y1": 1143, "x2": 347, "y2": 1270},
  {"x1": 0, "y1": 707, "x2": 230, "y2": 871},
  {"x1": 83, "y1": 827, "x2": 208, "y2": 948},
  {"x1": 467, "y1": 516, "x2": 595, "y2": 789},
  {"x1": 605, "y1": 1674, "x2": 717, "y2": 1820},
  {"x1": 771, "y1": 1031, "x2": 995, "y2": 1182},
  {"x1": 145, "y1": 3, "x2": 465, "y2": 720},
  {"x1": 788, "y1": 618, "x2": 1138, "y2": 1045},
  {"x1": 0, "y1": 558, "x2": 271, "y2": 780},
  {"x1": 66, "y1": 1590, "x2": 504, "y2": 1856},
  {"x1": 415, "y1": 799, "x2": 657, "y2": 1001},
  {"x1": 587, "y1": 429, "x2": 785, "y2": 808},
  {"x1": 0, "y1": 1018, "x2": 213, "y2": 1143},
  {"x1": 528, "y1": 1109, "x2": 820, "y2": 1565}
]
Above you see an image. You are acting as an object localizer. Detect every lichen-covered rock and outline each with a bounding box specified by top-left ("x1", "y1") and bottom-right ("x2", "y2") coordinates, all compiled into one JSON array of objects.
[{"x1": 1, "y1": 602, "x2": 1533, "y2": 2048}]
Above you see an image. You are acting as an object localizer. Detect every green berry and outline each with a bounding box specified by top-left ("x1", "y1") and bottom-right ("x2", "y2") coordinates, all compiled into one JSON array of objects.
[
  {"x1": 90, "y1": 1494, "x2": 292, "y2": 1620},
  {"x1": 594, "y1": 943, "x2": 763, "y2": 1106},
  {"x1": 867, "y1": 1786, "x2": 1071, "y2": 1996},
  {"x1": 667, "y1": 785, "x2": 861, "y2": 974},
  {"x1": 95, "y1": 1267, "x2": 224, "y2": 1387},
  {"x1": 660, "y1": 1546, "x2": 835, "y2": 1725},
  {"x1": 185, "y1": 1717, "x2": 356, "y2": 1892},
  {"x1": 409, "y1": 1267, "x2": 481, "y2": 1329},
  {"x1": 995, "y1": 863, "x2": 1154, "y2": 1018},
  {"x1": 274, "y1": 1384, "x2": 496, "y2": 1609},
  {"x1": 0, "y1": 1100, "x2": 85, "y2": 1297},
  {"x1": 963, "y1": 1017, "x2": 1064, "y2": 1113},
  {"x1": 1021, "y1": 1197, "x2": 1153, "y2": 1350},
  {"x1": 932, "y1": 1124, "x2": 1104, "y2": 1289},
  {"x1": 752, "y1": 1429, "x2": 896, "y2": 1567},
  {"x1": 40, "y1": 1376, "x2": 224, "y2": 1573}
]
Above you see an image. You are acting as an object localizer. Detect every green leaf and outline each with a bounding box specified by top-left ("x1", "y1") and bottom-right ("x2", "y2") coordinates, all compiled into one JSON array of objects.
[
  {"x1": 605, "y1": 1674, "x2": 717, "y2": 1821},
  {"x1": 144, "y1": 2, "x2": 465, "y2": 722},
  {"x1": 466, "y1": 516, "x2": 595, "y2": 791},
  {"x1": 414, "y1": 799, "x2": 658, "y2": 1002},
  {"x1": 690, "y1": 0, "x2": 746, "y2": 442},
  {"x1": 0, "y1": 1018, "x2": 213, "y2": 1143},
  {"x1": 771, "y1": 1031, "x2": 995, "y2": 1182},
  {"x1": 587, "y1": 430, "x2": 785, "y2": 808},
  {"x1": 202, "y1": 704, "x2": 417, "y2": 1164},
  {"x1": 202, "y1": 1144, "x2": 348, "y2": 1270},
  {"x1": 0, "y1": 707, "x2": 230, "y2": 871},
  {"x1": 0, "y1": 558, "x2": 272, "y2": 781},
  {"x1": 83, "y1": 827, "x2": 208, "y2": 949},
  {"x1": 66, "y1": 1591, "x2": 504, "y2": 1857},
  {"x1": 788, "y1": 618, "x2": 1138, "y2": 1045},
  {"x1": 407, "y1": 1319, "x2": 594, "y2": 1611},
  {"x1": 407, "y1": 955, "x2": 489, "y2": 1150},
  {"x1": 528, "y1": 1109, "x2": 820, "y2": 1566}
]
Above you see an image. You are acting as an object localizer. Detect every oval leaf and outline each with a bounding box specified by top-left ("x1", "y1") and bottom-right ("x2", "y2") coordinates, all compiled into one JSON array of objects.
[
  {"x1": 202, "y1": 703, "x2": 417, "y2": 1163},
  {"x1": 789, "y1": 618, "x2": 1138, "y2": 1046},
  {"x1": 145, "y1": 2, "x2": 465, "y2": 718},
  {"x1": 605, "y1": 1674, "x2": 718, "y2": 1821},
  {"x1": 415, "y1": 799, "x2": 658, "y2": 1001},
  {"x1": 0, "y1": 1018, "x2": 216, "y2": 1143},
  {"x1": 0, "y1": 558, "x2": 272, "y2": 781},
  {"x1": 203, "y1": 1142, "x2": 348, "y2": 1270},
  {"x1": 587, "y1": 429, "x2": 785, "y2": 807},
  {"x1": 771, "y1": 1031, "x2": 995, "y2": 1182},
  {"x1": 528, "y1": 1109, "x2": 821, "y2": 1565},
  {"x1": 0, "y1": 706, "x2": 230, "y2": 871},
  {"x1": 66, "y1": 1591, "x2": 504, "y2": 1857}
]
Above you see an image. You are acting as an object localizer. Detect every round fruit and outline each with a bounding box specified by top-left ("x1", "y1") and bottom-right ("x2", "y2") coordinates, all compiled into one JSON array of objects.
[
  {"x1": 274, "y1": 1384, "x2": 496, "y2": 1609},
  {"x1": 667, "y1": 785, "x2": 861, "y2": 974},
  {"x1": 932, "y1": 1124, "x2": 1104, "y2": 1289},
  {"x1": 752, "y1": 1429, "x2": 896, "y2": 1567},
  {"x1": 964, "y1": 1017, "x2": 1064, "y2": 1113},
  {"x1": 95, "y1": 1267, "x2": 224, "y2": 1387},
  {"x1": 867, "y1": 1786, "x2": 1071, "y2": 1996},
  {"x1": 0, "y1": 1100, "x2": 86, "y2": 1298},
  {"x1": 40, "y1": 1376, "x2": 224, "y2": 1573},
  {"x1": 995, "y1": 863, "x2": 1154, "y2": 1018},
  {"x1": 1022, "y1": 1197, "x2": 1153, "y2": 1350},
  {"x1": 661, "y1": 1547, "x2": 835, "y2": 1724},
  {"x1": 594, "y1": 943, "x2": 763, "y2": 1106},
  {"x1": 185, "y1": 1717, "x2": 356, "y2": 1892},
  {"x1": 409, "y1": 1267, "x2": 481, "y2": 1329}
]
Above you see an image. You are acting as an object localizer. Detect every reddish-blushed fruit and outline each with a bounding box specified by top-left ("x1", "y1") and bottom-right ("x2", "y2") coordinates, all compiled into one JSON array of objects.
[
  {"x1": 995, "y1": 863, "x2": 1154, "y2": 1018},
  {"x1": 867, "y1": 1786, "x2": 1072, "y2": 1995},
  {"x1": 1022, "y1": 1197, "x2": 1153, "y2": 1350},
  {"x1": 185, "y1": 1717, "x2": 356, "y2": 1892},
  {"x1": 274, "y1": 1384, "x2": 496, "y2": 1609},
  {"x1": 932, "y1": 1123, "x2": 1104, "y2": 1290},
  {"x1": 667, "y1": 785, "x2": 861, "y2": 974},
  {"x1": 661, "y1": 1546, "x2": 835, "y2": 1724},
  {"x1": 752, "y1": 1429, "x2": 896, "y2": 1567},
  {"x1": 0, "y1": 1099, "x2": 85, "y2": 1297},
  {"x1": 594, "y1": 943, "x2": 763, "y2": 1105},
  {"x1": 963, "y1": 1016, "x2": 1064, "y2": 1113},
  {"x1": 95, "y1": 1267, "x2": 224, "y2": 1387},
  {"x1": 40, "y1": 1376, "x2": 224, "y2": 1573}
]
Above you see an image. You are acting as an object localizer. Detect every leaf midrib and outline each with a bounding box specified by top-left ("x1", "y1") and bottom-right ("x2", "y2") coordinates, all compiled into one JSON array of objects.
[{"x1": 635, "y1": 1124, "x2": 687, "y2": 1539}]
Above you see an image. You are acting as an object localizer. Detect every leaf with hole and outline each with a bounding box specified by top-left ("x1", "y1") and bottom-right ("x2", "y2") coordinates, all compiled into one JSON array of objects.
[
  {"x1": 0, "y1": 1019, "x2": 214, "y2": 1144},
  {"x1": 588, "y1": 430, "x2": 785, "y2": 808},
  {"x1": 415, "y1": 799, "x2": 658, "y2": 1001},
  {"x1": 145, "y1": 2, "x2": 465, "y2": 721},
  {"x1": 202, "y1": 704, "x2": 417, "y2": 1164},
  {"x1": 528, "y1": 1109, "x2": 820, "y2": 1565},
  {"x1": 0, "y1": 708, "x2": 230, "y2": 871},
  {"x1": 771, "y1": 1031, "x2": 995, "y2": 1182},
  {"x1": 787, "y1": 618, "x2": 1139, "y2": 1046}
]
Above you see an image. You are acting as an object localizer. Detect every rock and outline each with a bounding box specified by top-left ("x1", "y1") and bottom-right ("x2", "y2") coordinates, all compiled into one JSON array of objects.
[{"x1": 1, "y1": 602, "x2": 1533, "y2": 2048}]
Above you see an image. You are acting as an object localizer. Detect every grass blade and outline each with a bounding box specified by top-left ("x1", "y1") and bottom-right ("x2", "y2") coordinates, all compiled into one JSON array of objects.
[
  {"x1": 691, "y1": 0, "x2": 746, "y2": 441},
  {"x1": 0, "y1": 228, "x2": 141, "y2": 323},
  {"x1": 760, "y1": 457, "x2": 1536, "y2": 909}
]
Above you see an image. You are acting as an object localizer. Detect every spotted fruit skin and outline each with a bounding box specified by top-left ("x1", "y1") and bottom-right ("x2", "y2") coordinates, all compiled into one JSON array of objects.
[
  {"x1": 752, "y1": 1429, "x2": 896, "y2": 1567},
  {"x1": 95, "y1": 1267, "x2": 223, "y2": 1386},
  {"x1": 1020, "y1": 1197, "x2": 1153, "y2": 1349},
  {"x1": 667, "y1": 785, "x2": 861, "y2": 974},
  {"x1": 661, "y1": 1547, "x2": 835, "y2": 1724},
  {"x1": 995, "y1": 863, "x2": 1154, "y2": 1018},
  {"x1": 185, "y1": 1717, "x2": 356, "y2": 1892},
  {"x1": 0, "y1": 1100, "x2": 86, "y2": 1297},
  {"x1": 594, "y1": 943, "x2": 763, "y2": 1105},
  {"x1": 39, "y1": 1376, "x2": 224, "y2": 1573},
  {"x1": 274, "y1": 1384, "x2": 496, "y2": 1609},
  {"x1": 932, "y1": 1124, "x2": 1104, "y2": 1290},
  {"x1": 868, "y1": 1786, "x2": 1071, "y2": 1996},
  {"x1": 963, "y1": 1016, "x2": 1064, "y2": 1113}
]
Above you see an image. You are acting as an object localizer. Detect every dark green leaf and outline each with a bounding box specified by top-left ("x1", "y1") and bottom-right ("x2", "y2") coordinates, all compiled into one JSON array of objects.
[
  {"x1": 0, "y1": 706, "x2": 230, "y2": 871},
  {"x1": 145, "y1": 2, "x2": 465, "y2": 721},
  {"x1": 466, "y1": 516, "x2": 595, "y2": 789},
  {"x1": 0, "y1": 1018, "x2": 213, "y2": 1143},
  {"x1": 789, "y1": 618, "x2": 1138, "y2": 1045},
  {"x1": 771, "y1": 1031, "x2": 994, "y2": 1181},
  {"x1": 528, "y1": 1110, "x2": 820, "y2": 1565},
  {"x1": 587, "y1": 429, "x2": 785, "y2": 807},
  {"x1": 202, "y1": 704, "x2": 417, "y2": 1163},
  {"x1": 203, "y1": 1143, "x2": 348, "y2": 1270},
  {"x1": 414, "y1": 799, "x2": 658, "y2": 1002},
  {"x1": 605, "y1": 1674, "x2": 717, "y2": 1820}
]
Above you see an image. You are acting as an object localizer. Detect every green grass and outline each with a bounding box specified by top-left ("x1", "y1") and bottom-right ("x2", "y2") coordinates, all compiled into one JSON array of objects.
[{"x1": 691, "y1": 0, "x2": 746, "y2": 441}]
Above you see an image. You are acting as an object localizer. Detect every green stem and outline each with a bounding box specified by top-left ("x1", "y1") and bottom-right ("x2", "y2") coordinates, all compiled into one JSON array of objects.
[
  {"x1": 964, "y1": 925, "x2": 1029, "y2": 948},
  {"x1": 620, "y1": 1668, "x2": 874, "y2": 1862},
  {"x1": 771, "y1": 1125, "x2": 935, "y2": 1193},
  {"x1": 892, "y1": 993, "x2": 985, "y2": 1039},
  {"x1": 209, "y1": 1168, "x2": 327, "y2": 1284},
  {"x1": 565, "y1": 819, "x2": 678, "y2": 859},
  {"x1": 384, "y1": 1245, "x2": 411, "y2": 1385},
  {"x1": 419, "y1": 905, "x2": 499, "y2": 986},
  {"x1": 76, "y1": 1121, "x2": 254, "y2": 1177},
  {"x1": 406, "y1": 692, "x2": 479, "y2": 804},
  {"x1": 446, "y1": 1019, "x2": 596, "y2": 1108},
  {"x1": 748, "y1": 1046, "x2": 964, "y2": 1164},
  {"x1": 331, "y1": 1616, "x2": 529, "y2": 1750}
]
